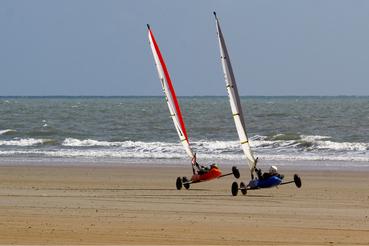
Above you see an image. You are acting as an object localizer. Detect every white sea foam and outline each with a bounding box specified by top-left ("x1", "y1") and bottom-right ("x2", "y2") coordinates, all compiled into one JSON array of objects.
[
  {"x1": 61, "y1": 136, "x2": 369, "y2": 155},
  {"x1": 0, "y1": 149, "x2": 368, "y2": 164},
  {"x1": 63, "y1": 138, "x2": 123, "y2": 147},
  {"x1": 314, "y1": 140, "x2": 368, "y2": 151},
  {"x1": 0, "y1": 138, "x2": 53, "y2": 146},
  {"x1": 300, "y1": 135, "x2": 331, "y2": 141},
  {"x1": 62, "y1": 138, "x2": 176, "y2": 149},
  {"x1": 1, "y1": 135, "x2": 368, "y2": 163},
  {"x1": 0, "y1": 129, "x2": 17, "y2": 135},
  {"x1": 297, "y1": 135, "x2": 369, "y2": 151}
]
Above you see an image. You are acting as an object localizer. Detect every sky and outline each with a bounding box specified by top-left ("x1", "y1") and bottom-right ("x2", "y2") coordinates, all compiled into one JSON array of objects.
[{"x1": 1, "y1": 0, "x2": 369, "y2": 96}]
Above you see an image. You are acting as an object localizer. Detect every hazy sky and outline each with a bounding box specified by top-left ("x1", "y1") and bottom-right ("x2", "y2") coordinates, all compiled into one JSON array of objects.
[{"x1": 1, "y1": 0, "x2": 369, "y2": 96}]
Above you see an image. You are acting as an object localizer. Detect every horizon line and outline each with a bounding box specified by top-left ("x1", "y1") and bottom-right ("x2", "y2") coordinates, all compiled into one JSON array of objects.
[{"x1": 1, "y1": 95, "x2": 368, "y2": 98}]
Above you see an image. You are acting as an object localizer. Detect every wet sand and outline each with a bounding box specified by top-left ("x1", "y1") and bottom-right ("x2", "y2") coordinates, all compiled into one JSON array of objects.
[{"x1": 0, "y1": 164, "x2": 368, "y2": 245}]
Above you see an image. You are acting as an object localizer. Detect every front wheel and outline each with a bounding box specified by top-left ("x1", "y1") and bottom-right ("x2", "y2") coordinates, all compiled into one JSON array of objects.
[
  {"x1": 294, "y1": 174, "x2": 302, "y2": 188},
  {"x1": 232, "y1": 166, "x2": 240, "y2": 179},
  {"x1": 182, "y1": 177, "x2": 190, "y2": 190},
  {"x1": 231, "y1": 182, "x2": 239, "y2": 196},
  {"x1": 176, "y1": 177, "x2": 182, "y2": 190},
  {"x1": 240, "y1": 182, "x2": 247, "y2": 195}
]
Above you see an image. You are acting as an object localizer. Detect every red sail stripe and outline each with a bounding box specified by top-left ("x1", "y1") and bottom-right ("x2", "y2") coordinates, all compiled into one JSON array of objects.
[{"x1": 148, "y1": 29, "x2": 189, "y2": 142}]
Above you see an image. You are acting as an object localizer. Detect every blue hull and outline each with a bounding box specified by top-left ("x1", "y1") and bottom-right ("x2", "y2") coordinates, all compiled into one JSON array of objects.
[{"x1": 256, "y1": 176, "x2": 282, "y2": 188}]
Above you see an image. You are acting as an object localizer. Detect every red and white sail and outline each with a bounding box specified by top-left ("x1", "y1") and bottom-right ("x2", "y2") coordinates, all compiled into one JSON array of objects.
[
  {"x1": 147, "y1": 25, "x2": 194, "y2": 159},
  {"x1": 213, "y1": 13, "x2": 257, "y2": 173}
]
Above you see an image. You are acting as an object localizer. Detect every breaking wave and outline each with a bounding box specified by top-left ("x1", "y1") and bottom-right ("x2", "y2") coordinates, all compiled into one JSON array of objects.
[
  {"x1": 0, "y1": 129, "x2": 17, "y2": 135},
  {"x1": 63, "y1": 138, "x2": 124, "y2": 147},
  {"x1": 0, "y1": 138, "x2": 56, "y2": 146},
  {"x1": 0, "y1": 135, "x2": 368, "y2": 162}
]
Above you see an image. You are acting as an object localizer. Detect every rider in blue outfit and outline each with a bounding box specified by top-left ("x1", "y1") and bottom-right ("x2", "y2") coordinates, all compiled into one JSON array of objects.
[
  {"x1": 255, "y1": 165, "x2": 284, "y2": 180},
  {"x1": 248, "y1": 157, "x2": 284, "y2": 188}
]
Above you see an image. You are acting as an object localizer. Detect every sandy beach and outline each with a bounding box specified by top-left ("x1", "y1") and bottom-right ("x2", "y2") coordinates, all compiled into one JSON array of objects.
[{"x1": 0, "y1": 163, "x2": 368, "y2": 245}]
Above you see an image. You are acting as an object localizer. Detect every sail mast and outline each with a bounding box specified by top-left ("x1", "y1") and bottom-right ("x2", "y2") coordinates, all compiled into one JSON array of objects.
[
  {"x1": 213, "y1": 13, "x2": 256, "y2": 174},
  {"x1": 147, "y1": 25, "x2": 194, "y2": 159}
]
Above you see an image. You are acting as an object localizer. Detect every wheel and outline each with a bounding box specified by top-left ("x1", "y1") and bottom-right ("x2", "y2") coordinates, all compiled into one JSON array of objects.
[
  {"x1": 232, "y1": 166, "x2": 240, "y2": 179},
  {"x1": 184, "y1": 183, "x2": 190, "y2": 190},
  {"x1": 240, "y1": 182, "x2": 247, "y2": 195},
  {"x1": 294, "y1": 174, "x2": 302, "y2": 188},
  {"x1": 231, "y1": 182, "x2": 239, "y2": 196},
  {"x1": 182, "y1": 177, "x2": 190, "y2": 190},
  {"x1": 176, "y1": 177, "x2": 182, "y2": 190}
]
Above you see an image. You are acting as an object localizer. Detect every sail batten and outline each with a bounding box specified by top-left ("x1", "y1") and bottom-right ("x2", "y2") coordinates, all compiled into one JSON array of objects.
[
  {"x1": 214, "y1": 13, "x2": 256, "y2": 173},
  {"x1": 148, "y1": 26, "x2": 194, "y2": 159}
]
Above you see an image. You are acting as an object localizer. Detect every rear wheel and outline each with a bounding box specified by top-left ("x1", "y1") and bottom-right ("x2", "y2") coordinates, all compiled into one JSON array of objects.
[
  {"x1": 182, "y1": 177, "x2": 190, "y2": 190},
  {"x1": 240, "y1": 182, "x2": 247, "y2": 195},
  {"x1": 231, "y1": 182, "x2": 239, "y2": 196},
  {"x1": 294, "y1": 174, "x2": 302, "y2": 188},
  {"x1": 176, "y1": 177, "x2": 182, "y2": 190},
  {"x1": 232, "y1": 166, "x2": 240, "y2": 179}
]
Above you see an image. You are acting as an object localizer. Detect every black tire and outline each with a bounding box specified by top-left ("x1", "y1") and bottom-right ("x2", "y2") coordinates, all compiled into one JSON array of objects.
[
  {"x1": 176, "y1": 177, "x2": 182, "y2": 190},
  {"x1": 184, "y1": 183, "x2": 190, "y2": 190},
  {"x1": 231, "y1": 182, "x2": 239, "y2": 196},
  {"x1": 240, "y1": 182, "x2": 247, "y2": 195},
  {"x1": 294, "y1": 174, "x2": 302, "y2": 188},
  {"x1": 232, "y1": 166, "x2": 240, "y2": 179},
  {"x1": 182, "y1": 177, "x2": 190, "y2": 190}
]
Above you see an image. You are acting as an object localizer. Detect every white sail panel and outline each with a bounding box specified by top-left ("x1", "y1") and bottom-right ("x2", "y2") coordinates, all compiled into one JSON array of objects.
[
  {"x1": 214, "y1": 14, "x2": 256, "y2": 172},
  {"x1": 147, "y1": 26, "x2": 194, "y2": 159}
]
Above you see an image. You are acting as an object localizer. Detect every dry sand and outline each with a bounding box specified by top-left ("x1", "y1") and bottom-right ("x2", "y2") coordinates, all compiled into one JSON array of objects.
[{"x1": 0, "y1": 163, "x2": 368, "y2": 245}]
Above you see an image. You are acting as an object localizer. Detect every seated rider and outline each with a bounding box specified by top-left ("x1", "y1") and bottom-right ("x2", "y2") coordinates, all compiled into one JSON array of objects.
[
  {"x1": 191, "y1": 153, "x2": 211, "y2": 175},
  {"x1": 255, "y1": 165, "x2": 284, "y2": 180}
]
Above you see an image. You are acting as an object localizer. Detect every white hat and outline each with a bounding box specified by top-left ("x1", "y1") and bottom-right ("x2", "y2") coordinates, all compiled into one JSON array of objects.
[{"x1": 269, "y1": 165, "x2": 278, "y2": 174}]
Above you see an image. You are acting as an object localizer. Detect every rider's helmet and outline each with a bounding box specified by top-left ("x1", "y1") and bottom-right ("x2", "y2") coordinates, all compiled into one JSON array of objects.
[
  {"x1": 269, "y1": 165, "x2": 278, "y2": 174},
  {"x1": 210, "y1": 163, "x2": 218, "y2": 169}
]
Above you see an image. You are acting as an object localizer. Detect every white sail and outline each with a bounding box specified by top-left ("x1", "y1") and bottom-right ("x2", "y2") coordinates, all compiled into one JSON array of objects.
[
  {"x1": 147, "y1": 25, "x2": 194, "y2": 159},
  {"x1": 214, "y1": 13, "x2": 256, "y2": 172}
]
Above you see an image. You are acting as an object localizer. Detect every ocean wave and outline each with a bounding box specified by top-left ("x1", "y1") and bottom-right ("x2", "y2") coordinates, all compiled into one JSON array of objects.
[
  {"x1": 0, "y1": 138, "x2": 55, "y2": 146},
  {"x1": 0, "y1": 149, "x2": 368, "y2": 163},
  {"x1": 257, "y1": 154, "x2": 369, "y2": 162},
  {"x1": 0, "y1": 129, "x2": 17, "y2": 135},
  {"x1": 62, "y1": 138, "x2": 124, "y2": 147},
  {"x1": 0, "y1": 149, "x2": 185, "y2": 159},
  {"x1": 267, "y1": 133, "x2": 301, "y2": 141},
  {"x1": 300, "y1": 135, "x2": 331, "y2": 141},
  {"x1": 55, "y1": 136, "x2": 369, "y2": 155},
  {"x1": 314, "y1": 140, "x2": 368, "y2": 151},
  {"x1": 248, "y1": 134, "x2": 369, "y2": 153},
  {"x1": 2, "y1": 135, "x2": 368, "y2": 154},
  {"x1": 1, "y1": 135, "x2": 368, "y2": 162},
  {"x1": 62, "y1": 138, "x2": 176, "y2": 149}
]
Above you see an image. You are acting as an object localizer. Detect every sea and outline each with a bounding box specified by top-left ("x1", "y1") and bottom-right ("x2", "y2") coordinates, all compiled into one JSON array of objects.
[{"x1": 1, "y1": 96, "x2": 368, "y2": 168}]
